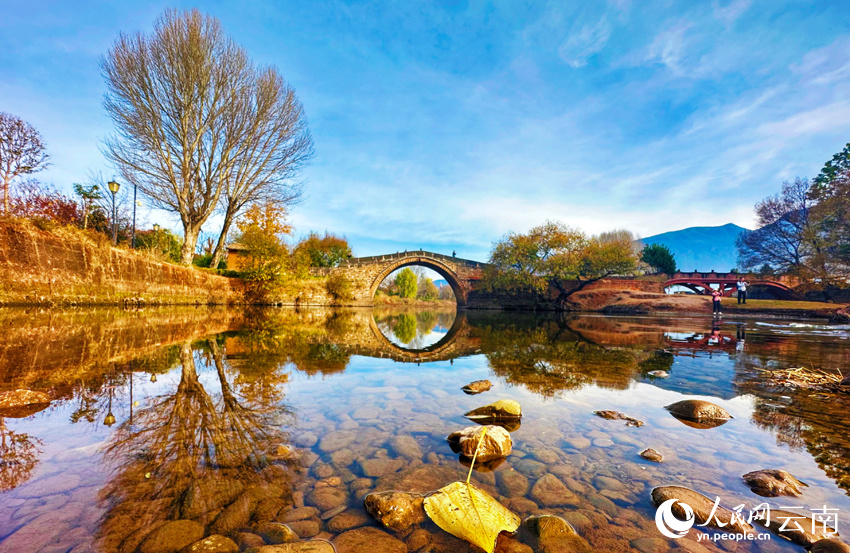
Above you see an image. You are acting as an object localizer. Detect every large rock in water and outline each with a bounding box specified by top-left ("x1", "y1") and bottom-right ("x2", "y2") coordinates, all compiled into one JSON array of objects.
[
  {"x1": 462, "y1": 380, "x2": 492, "y2": 394},
  {"x1": 363, "y1": 491, "x2": 425, "y2": 531},
  {"x1": 373, "y1": 465, "x2": 459, "y2": 495},
  {"x1": 811, "y1": 539, "x2": 850, "y2": 553},
  {"x1": 518, "y1": 515, "x2": 592, "y2": 553},
  {"x1": 742, "y1": 469, "x2": 807, "y2": 497},
  {"x1": 665, "y1": 400, "x2": 732, "y2": 428},
  {"x1": 447, "y1": 425, "x2": 512, "y2": 462},
  {"x1": 0, "y1": 389, "x2": 51, "y2": 418},
  {"x1": 651, "y1": 486, "x2": 754, "y2": 535},
  {"x1": 179, "y1": 534, "x2": 239, "y2": 553},
  {"x1": 464, "y1": 399, "x2": 522, "y2": 421},
  {"x1": 137, "y1": 520, "x2": 205, "y2": 553}
]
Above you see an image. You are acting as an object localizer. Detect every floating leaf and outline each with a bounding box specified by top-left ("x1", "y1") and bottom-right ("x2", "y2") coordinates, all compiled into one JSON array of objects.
[
  {"x1": 464, "y1": 399, "x2": 522, "y2": 421},
  {"x1": 424, "y1": 481, "x2": 521, "y2": 553}
]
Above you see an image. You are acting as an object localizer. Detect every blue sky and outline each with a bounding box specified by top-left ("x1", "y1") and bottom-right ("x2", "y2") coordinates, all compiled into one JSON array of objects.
[{"x1": 2, "y1": 0, "x2": 850, "y2": 261}]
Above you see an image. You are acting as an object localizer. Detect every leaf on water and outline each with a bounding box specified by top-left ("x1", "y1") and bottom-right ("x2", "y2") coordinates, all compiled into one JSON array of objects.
[
  {"x1": 424, "y1": 481, "x2": 521, "y2": 553},
  {"x1": 464, "y1": 399, "x2": 522, "y2": 421}
]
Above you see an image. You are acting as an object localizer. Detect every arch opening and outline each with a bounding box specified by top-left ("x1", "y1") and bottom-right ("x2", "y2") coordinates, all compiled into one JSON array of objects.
[{"x1": 371, "y1": 259, "x2": 462, "y2": 305}]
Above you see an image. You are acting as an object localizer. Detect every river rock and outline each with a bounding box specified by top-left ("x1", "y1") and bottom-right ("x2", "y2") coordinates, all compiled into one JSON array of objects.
[
  {"x1": 665, "y1": 400, "x2": 732, "y2": 428},
  {"x1": 0, "y1": 389, "x2": 51, "y2": 418},
  {"x1": 530, "y1": 474, "x2": 579, "y2": 507},
  {"x1": 647, "y1": 371, "x2": 669, "y2": 378},
  {"x1": 404, "y1": 528, "x2": 432, "y2": 551},
  {"x1": 319, "y1": 431, "x2": 356, "y2": 453},
  {"x1": 357, "y1": 457, "x2": 404, "y2": 478},
  {"x1": 179, "y1": 535, "x2": 239, "y2": 553},
  {"x1": 374, "y1": 465, "x2": 459, "y2": 494},
  {"x1": 742, "y1": 469, "x2": 807, "y2": 497},
  {"x1": 388, "y1": 435, "x2": 422, "y2": 459},
  {"x1": 327, "y1": 509, "x2": 372, "y2": 533},
  {"x1": 282, "y1": 507, "x2": 320, "y2": 522},
  {"x1": 754, "y1": 509, "x2": 836, "y2": 546},
  {"x1": 244, "y1": 543, "x2": 336, "y2": 553},
  {"x1": 294, "y1": 432, "x2": 319, "y2": 448},
  {"x1": 640, "y1": 448, "x2": 663, "y2": 462},
  {"x1": 234, "y1": 533, "x2": 265, "y2": 550},
  {"x1": 593, "y1": 410, "x2": 644, "y2": 427},
  {"x1": 447, "y1": 425, "x2": 513, "y2": 462},
  {"x1": 254, "y1": 498, "x2": 288, "y2": 523},
  {"x1": 256, "y1": 522, "x2": 299, "y2": 544},
  {"x1": 811, "y1": 539, "x2": 850, "y2": 553},
  {"x1": 498, "y1": 470, "x2": 530, "y2": 497},
  {"x1": 462, "y1": 380, "x2": 492, "y2": 394},
  {"x1": 363, "y1": 491, "x2": 425, "y2": 531},
  {"x1": 513, "y1": 458, "x2": 547, "y2": 479},
  {"x1": 518, "y1": 515, "x2": 592, "y2": 553},
  {"x1": 333, "y1": 527, "x2": 406, "y2": 553},
  {"x1": 651, "y1": 486, "x2": 754, "y2": 535},
  {"x1": 464, "y1": 399, "x2": 522, "y2": 421},
  {"x1": 287, "y1": 520, "x2": 320, "y2": 538},
  {"x1": 138, "y1": 520, "x2": 204, "y2": 553},
  {"x1": 306, "y1": 486, "x2": 348, "y2": 511}
]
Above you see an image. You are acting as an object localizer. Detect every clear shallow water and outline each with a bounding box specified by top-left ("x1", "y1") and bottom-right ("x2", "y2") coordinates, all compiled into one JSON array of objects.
[{"x1": 0, "y1": 308, "x2": 849, "y2": 552}]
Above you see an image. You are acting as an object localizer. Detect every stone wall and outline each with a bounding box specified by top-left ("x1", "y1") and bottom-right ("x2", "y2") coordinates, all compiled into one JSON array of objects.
[
  {"x1": 0, "y1": 221, "x2": 242, "y2": 306},
  {"x1": 466, "y1": 278, "x2": 667, "y2": 310}
]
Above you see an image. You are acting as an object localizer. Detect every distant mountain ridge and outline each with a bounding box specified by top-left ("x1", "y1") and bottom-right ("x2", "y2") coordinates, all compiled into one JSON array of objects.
[{"x1": 640, "y1": 223, "x2": 748, "y2": 272}]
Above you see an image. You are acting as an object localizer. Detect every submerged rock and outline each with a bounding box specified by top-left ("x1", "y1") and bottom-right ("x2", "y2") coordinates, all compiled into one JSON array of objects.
[
  {"x1": 447, "y1": 425, "x2": 513, "y2": 462},
  {"x1": 754, "y1": 509, "x2": 836, "y2": 546},
  {"x1": 180, "y1": 534, "x2": 239, "y2": 553},
  {"x1": 518, "y1": 515, "x2": 592, "y2": 553},
  {"x1": 244, "y1": 542, "x2": 336, "y2": 552},
  {"x1": 811, "y1": 539, "x2": 850, "y2": 553},
  {"x1": 465, "y1": 399, "x2": 522, "y2": 421},
  {"x1": 639, "y1": 448, "x2": 663, "y2": 463},
  {"x1": 651, "y1": 486, "x2": 754, "y2": 535},
  {"x1": 593, "y1": 410, "x2": 644, "y2": 427},
  {"x1": 256, "y1": 522, "x2": 299, "y2": 544},
  {"x1": 462, "y1": 380, "x2": 492, "y2": 394},
  {"x1": 530, "y1": 474, "x2": 580, "y2": 508},
  {"x1": 138, "y1": 520, "x2": 204, "y2": 553},
  {"x1": 742, "y1": 469, "x2": 807, "y2": 497},
  {"x1": 363, "y1": 491, "x2": 425, "y2": 532},
  {"x1": 665, "y1": 400, "x2": 731, "y2": 428},
  {"x1": 333, "y1": 527, "x2": 406, "y2": 553},
  {"x1": 647, "y1": 370, "x2": 669, "y2": 378}
]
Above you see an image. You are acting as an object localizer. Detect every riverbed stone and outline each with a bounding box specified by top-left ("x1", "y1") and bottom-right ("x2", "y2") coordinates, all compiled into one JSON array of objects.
[
  {"x1": 404, "y1": 528, "x2": 432, "y2": 551},
  {"x1": 357, "y1": 457, "x2": 404, "y2": 478},
  {"x1": 306, "y1": 487, "x2": 348, "y2": 511},
  {"x1": 640, "y1": 448, "x2": 663, "y2": 462},
  {"x1": 244, "y1": 543, "x2": 336, "y2": 553},
  {"x1": 294, "y1": 432, "x2": 319, "y2": 448},
  {"x1": 327, "y1": 509, "x2": 372, "y2": 533},
  {"x1": 319, "y1": 431, "x2": 355, "y2": 453},
  {"x1": 462, "y1": 380, "x2": 492, "y2": 394},
  {"x1": 630, "y1": 537, "x2": 669, "y2": 553},
  {"x1": 530, "y1": 474, "x2": 579, "y2": 507},
  {"x1": 363, "y1": 491, "x2": 425, "y2": 531},
  {"x1": 388, "y1": 435, "x2": 422, "y2": 460},
  {"x1": 254, "y1": 498, "x2": 288, "y2": 523},
  {"x1": 287, "y1": 520, "x2": 321, "y2": 539},
  {"x1": 234, "y1": 533, "x2": 265, "y2": 550},
  {"x1": 179, "y1": 535, "x2": 239, "y2": 553},
  {"x1": 742, "y1": 469, "x2": 807, "y2": 497},
  {"x1": 282, "y1": 507, "x2": 320, "y2": 522},
  {"x1": 565, "y1": 437, "x2": 591, "y2": 450},
  {"x1": 138, "y1": 520, "x2": 204, "y2": 553},
  {"x1": 498, "y1": 470, "x2": 530, "y2": 497},
  {"x1": 447, "y1": 425, "x2": 513, "y2": 462},
  {"x1": 665, "y1": 400, "x2": 731, "y2": 424},
  {"x1": 333, "y1": 527, "x2": 406, "y2": 553},
  {"x1": 519, "y1": 515, "x2": 592, "y2": 553},
  {"x1": 651, "y1": 486, "x2": 754, "y2": 535},
  {"x1": 513, "y1": 458, "x2": 547, "y2": 479},
  {"x1": 810, "y1": 539, "x2": 850, "y2": 553},
  {"x1": 374, "y1": 465, "x2": 458, "y2": 494},
  {"x1": 256, "y1": 522, "x2": 299, "y2": 544}
]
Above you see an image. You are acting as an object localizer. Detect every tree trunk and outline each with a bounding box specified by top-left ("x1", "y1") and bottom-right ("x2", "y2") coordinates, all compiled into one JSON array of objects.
[
  {"x1": 180, "y1": 223, "x2": 201, "y2": 264},
  {"x1": 210, "y1": 207, "x2": 236, "y2": 270},
  {"x1": 548, "y1": 275, "x2": 611, "y2": 310}
]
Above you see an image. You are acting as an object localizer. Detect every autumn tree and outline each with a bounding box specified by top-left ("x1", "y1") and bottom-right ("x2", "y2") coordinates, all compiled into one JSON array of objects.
[
  {"x1": 641, "y1": 243, "x2": 677, "y2": 275},
  {"x1": 484, "y1": 222, "x2": 638, "y2": 309},
  {"x1": 102, "y1": 9, "x2": 311, "y2": 264},
  {"x1": 234, "y1": 200, "x2": 292, "y2": 300},
  {"x1": 0, "y1": 112, "x2": 50, "y2": 214},
  {"x1": 395, "y1": 268, "x2": 418, "y2": 299},
  {"x1": 293, "y1": 232, "x2": 352, "y2": 268},
  {"x1": 417, "y1": 275, "x2": 439, "y2": 300}
]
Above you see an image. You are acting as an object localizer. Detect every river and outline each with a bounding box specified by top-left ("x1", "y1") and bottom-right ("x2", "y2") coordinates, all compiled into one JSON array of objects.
[{"x1": 0, "y1": 307, "x2": 848, "y2": 553}]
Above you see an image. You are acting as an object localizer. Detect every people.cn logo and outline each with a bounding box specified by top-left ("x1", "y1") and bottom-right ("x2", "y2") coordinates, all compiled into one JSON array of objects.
[{"x1": 655, "y1": 499, "x2": 696, "y2": 539}]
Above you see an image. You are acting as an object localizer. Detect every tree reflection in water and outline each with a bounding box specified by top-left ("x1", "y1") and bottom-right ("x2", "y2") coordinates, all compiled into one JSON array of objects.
[
  {"x1": 0, "y1": 418, "x2": 42, "y2": 492},
  {"x1": 97, "y1": 340, "x2": 294, "y2": 552}
]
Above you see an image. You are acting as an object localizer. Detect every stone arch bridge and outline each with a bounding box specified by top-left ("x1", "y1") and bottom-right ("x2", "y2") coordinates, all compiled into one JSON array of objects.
[
  {"x1": 330, "y1": 250, "x2": 489, "y2": 307},
  {"x1": 663, "y1": 271, "x2": 799, "y2": 298}
]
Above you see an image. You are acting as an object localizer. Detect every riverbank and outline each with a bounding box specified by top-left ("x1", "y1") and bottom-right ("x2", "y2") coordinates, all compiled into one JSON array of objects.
[
  {"x1": 372, "y1": 295, "x2": 457, "y2": 309},
  {"x1": 568, "y1": 288, "x2": 849, "y2": 320}
]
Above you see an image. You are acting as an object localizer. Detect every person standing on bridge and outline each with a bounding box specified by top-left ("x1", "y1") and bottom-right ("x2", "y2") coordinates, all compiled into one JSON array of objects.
[
  {"x1": 736, "y1": 277, "x2": 749, "y2": 304},
  {"x1": 711, "y1": 288, "x2": 722, "y2": 315}
]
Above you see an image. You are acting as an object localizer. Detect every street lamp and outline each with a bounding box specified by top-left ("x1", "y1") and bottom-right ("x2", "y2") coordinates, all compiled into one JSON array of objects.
[
  {"x1": 131, "y1": 183, "x2": 138, "y2": 248},
  {"x1": 103, "y1": 386, "x2": 116, "y2": 427},
  {"x1": 107, "y1": 179, "x2": 120, "y2": 245}
]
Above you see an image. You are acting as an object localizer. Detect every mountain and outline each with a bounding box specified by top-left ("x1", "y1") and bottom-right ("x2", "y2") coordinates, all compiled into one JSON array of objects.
[{"x1": 640, "y1": 223, "x2": 749, "y2": 272}]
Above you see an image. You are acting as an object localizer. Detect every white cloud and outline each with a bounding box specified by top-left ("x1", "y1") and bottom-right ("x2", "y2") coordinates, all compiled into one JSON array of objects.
[{"x1": 558, "y1": 16, "x2": 612, "y2": 68}]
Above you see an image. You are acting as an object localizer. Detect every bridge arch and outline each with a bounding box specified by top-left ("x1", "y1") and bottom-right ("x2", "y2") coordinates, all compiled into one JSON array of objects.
[
  {"x1": 370, "y1": 257, "x2": 464, "y2": 302},
  {"x1": 367, "y1": 311, "x2": 467, "y2": 362}
]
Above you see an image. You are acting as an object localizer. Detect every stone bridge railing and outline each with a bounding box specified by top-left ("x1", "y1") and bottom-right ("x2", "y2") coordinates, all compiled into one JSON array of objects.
[{"x1": 341, "y1": 250, "x2": 488, "y2": 269}]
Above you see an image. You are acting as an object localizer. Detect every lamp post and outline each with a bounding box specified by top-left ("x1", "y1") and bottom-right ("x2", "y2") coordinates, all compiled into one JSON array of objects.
[
  {"x1": 103, "y1": 386, "x2": 116, "y2": 427},
  {"x1": 107, "y1": 179, "x2": 120, "y2": 245},
  {"x1": 132, "y1": 183, "x2": 137, "y2": 248},
  {"x1": 153, "y1": 223, "x2": 160, "y2": 253}
]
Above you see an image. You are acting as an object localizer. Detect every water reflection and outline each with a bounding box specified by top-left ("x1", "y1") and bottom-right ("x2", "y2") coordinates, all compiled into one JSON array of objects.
[{"x1": 1, "y1": 307, "x2": 850, "y2": 552}]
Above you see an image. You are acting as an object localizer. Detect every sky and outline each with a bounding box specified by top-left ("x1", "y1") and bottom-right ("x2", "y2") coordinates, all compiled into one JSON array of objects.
[{"x1": 2, "y1": 0, "x2": 850, "y2": 261}]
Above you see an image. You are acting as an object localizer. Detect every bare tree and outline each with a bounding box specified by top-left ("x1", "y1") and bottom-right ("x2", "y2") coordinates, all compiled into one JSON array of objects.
[
  {"x1": 102, "y1": 9, "x2": 261, "y2": 263},
  {"x1": 0, "y1": 113, "x2": 50, "y2": 214},
  {"x1": 208, "y1": 70, "x2": 312, "y2": 270}
]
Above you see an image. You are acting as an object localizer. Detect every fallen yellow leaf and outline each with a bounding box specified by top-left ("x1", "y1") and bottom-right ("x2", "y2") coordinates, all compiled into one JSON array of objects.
[{"x1": 424, "y1": 481, "x2": 521, "y2": 553}]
